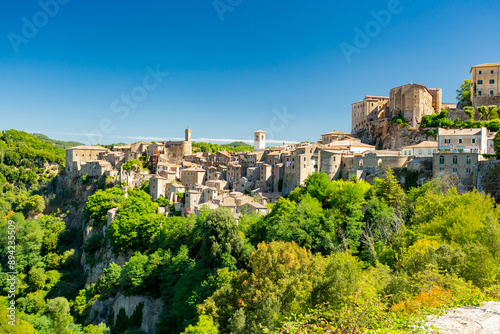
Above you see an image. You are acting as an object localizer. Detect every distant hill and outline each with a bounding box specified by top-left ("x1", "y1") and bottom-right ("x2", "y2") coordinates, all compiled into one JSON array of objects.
[
  {"x1": 227, "y1": 141, "x2": 250, "y2": 147},
  {"x1": 32, "y1": 133, "x2": 84, "y2": 150}
]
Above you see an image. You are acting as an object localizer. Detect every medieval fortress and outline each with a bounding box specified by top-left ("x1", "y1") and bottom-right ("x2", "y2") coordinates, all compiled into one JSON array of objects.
[{"x1": 352, "y1": 63, "x2": 500, "y2": 133}]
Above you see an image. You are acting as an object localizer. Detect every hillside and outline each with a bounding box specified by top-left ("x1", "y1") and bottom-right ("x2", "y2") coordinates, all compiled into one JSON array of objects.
[
  {"x1": 1, "y1": 129, "x2": 500, "y2": 334},
  {"x1": 32, "y1": 133, "x2": 84, "y2": 150}
]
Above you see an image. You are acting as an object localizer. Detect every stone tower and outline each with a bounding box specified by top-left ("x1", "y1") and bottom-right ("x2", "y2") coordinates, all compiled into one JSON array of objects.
[
  {"x1": 182, "y1": 128, "x2": 192, "y2": 155},
  {"x1": 254, "y1": 130, "x2": 266, "y2": 151}
]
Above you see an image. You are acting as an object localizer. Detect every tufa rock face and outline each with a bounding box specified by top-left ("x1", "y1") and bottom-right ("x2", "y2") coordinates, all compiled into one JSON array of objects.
[
  {"x1": 87, "y1": 293, "x2": 163, "y2": 334},
  {"x1": 353, "y1": 123, "x2": 436, "y2": 150}
]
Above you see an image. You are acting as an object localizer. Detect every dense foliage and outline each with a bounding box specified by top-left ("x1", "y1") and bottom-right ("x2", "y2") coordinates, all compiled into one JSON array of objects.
[
  {"x1": 420, "y1": 106, "x2": 500, "y2": 132},
  {"x1": 0, "y1": 130, "x2": 66, "y2": 167},
  {"x1": 193, "y1": 141, "x2": 253, "y2": 153},
  {"x1": 3, "y1": 130, "x2": 500, "y2": 334}
]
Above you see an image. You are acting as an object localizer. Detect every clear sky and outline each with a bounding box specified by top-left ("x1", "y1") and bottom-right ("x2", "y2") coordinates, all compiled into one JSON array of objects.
[{"x1": 1, "y1": 0, "x2": 499, "y2": 145}]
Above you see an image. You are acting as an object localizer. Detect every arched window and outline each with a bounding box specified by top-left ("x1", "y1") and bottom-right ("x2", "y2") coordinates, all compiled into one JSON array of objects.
[
  {"x1": 378, "y1": 159, "x2": 382, "y2": 166},
  {"x1": 359, "y1": 159, "x2": 363, "y2": 167}
]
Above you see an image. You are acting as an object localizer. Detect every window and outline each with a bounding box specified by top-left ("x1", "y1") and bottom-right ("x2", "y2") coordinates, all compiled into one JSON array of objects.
[
  {"x1": 439, "y1": 156, "x2": 445, "y2": 164},
  {"x1": 479, "y1": 70, "x2": 482, "y2": 74},
  {"x1": 453, "y1": 156, "x2": 458, "y2": 164},
  {"x1": 428, "y1": 149, "x2": 431, "y2": 155},
  {"x1": 444, "y1": 138, "x2": 451, "y2": 144},
  {"x1": 439, "y1": 167, "x2": 444, "y2": 172},
  {"x1": 490, "y1": 80, "x2": 495, "y2": 84},
  {"x1": 466, "y1": 168, "x2": 471, "y2": 175},
  {"x1": 378, "y1": 159, "x2": 382, "y2": 166},
  {"x1": 491, "y1": 90, "x2": 495, "y2": 96},
  {"x1": 466, "y1": 157, "x2": 471, "y2": 164},
  {"x1": 359, "y1": 159, "x2": 363, "y2": 167},
  {"x1": 478, "y1": 80, "x2": 483, "y2": 84},
  {"x1": 458, "y1": 138, "x2": 463, "y2": 144},
  {"x1": 418, "y1": 150, "x2": 422, "y2": 155},
  {"x1": 478, "y1": 90, "x2": 483, "y2": 96},
  {"x1": 472, "y1": 138, "x2": 476, "y2": 144},
  {"x1": 453, "y1": 168, "x2": 458, "y2": 174}
]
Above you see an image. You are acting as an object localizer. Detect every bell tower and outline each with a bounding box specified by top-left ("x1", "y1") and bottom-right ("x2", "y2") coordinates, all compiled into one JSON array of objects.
[{"x1": 254, "y1": 130, "x2": 266, "y2": 151}]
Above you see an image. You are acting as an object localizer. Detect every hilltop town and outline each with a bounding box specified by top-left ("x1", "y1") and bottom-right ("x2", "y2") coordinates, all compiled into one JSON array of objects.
[{"x1": 65, "y1": 63, "x2": 500, "y2": 218}]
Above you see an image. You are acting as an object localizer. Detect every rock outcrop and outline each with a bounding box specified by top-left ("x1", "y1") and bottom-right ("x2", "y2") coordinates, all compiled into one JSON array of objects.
[
  {"x1": 354, "y1": 123, "x2": 436, "y2": 150},
  {"x1": 426, "y1": 302, "x2": 500, "y2": 333},
  {"x1": 87, "y1": 293, "x2": 163, "y2": 334}
]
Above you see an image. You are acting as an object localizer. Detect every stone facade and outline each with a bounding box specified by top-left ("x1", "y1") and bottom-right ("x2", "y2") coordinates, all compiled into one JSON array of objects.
[
  {"x1": 180, "y1": 168, "x2": 206, "y2": 189},
  {"x1": 282, "y1": 145, "x2": 319, "y2": 195},
  {"x1": 433, "y1": 153, "x2": 483, "y2": 190},
  {"x1": 438, "y1": 127, "x2": 488, "y2": 153},
  {"x1": 389, "y1": 84, "x2": 438, "y2": 128},
  {"x1": 471, "y1": 63, "x2": 500, "y2": 108},
  {"x1": 319, "y1": 149, "x2": 343, "y2": 180},
  {"x1": 341, "y1": 151, "x2": 408, "y2": 180},
  {"x1": 352, "y1": 96, "x2": 389, "y2": 131},
  {"x1": 65, "y1": 145, "x2": 109, "y2": 173}
]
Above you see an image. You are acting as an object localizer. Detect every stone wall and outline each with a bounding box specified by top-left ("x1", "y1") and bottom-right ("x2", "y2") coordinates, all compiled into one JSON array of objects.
[
  {"x1": 473, "y1": 95, "x2": 500, "y2": 108},
  {"x1": 319, "y1": 150, "x2": 342, "y2": 180},
  {"x1": 447, "y1": 111, "x2": 469, "y2": 122},
  {"x1": 476, "y1": 159, "x2": 500, "y2": 202}
]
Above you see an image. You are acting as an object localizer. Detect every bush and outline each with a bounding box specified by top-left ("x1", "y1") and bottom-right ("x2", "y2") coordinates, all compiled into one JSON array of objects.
[{"x1": 84, "y1": 234, "x2": 104, "y2": 254}]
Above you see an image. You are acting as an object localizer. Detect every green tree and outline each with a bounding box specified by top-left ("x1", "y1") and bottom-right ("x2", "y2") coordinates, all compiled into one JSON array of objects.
[
  {"x1": 463, "y1": 106, "x2": 475, "y2": 120},
  {"x1": 107, "y1": 189, "x2": 160, "y2": 252},
  {"x1": 202, "y1": 208, "x2": 244, "y2": 268},
  {"x1": 181, "y1": 315, "x2": 218, "y2": 334},
  {"x1": 28, "y1": 267, "x2": 47, "y2": 291},
  {"x1": 477, "y1": 105, "x2": 488, "y2": 120},
  {"x1": 84, "y1": 187, "x2": 124, "y2": 226},
  {"x1": 46, "y1": 297, "x2": 73, "y2": 334},
  {"x1": 120, "y1": 252, "x2": 150, "y2": 293},
  {"x1": 22, "y1": 195, "x2": 45, "y2": 215},
  {"x1": 373, "y1": 167, "x2": 406, "y2": 208},
  {"x1": 488, "y1": 105, "x2": 499, "y2": 119},
  {"x1": 311, "y1": 252, "x2": 364, "y2": 308},
  {"x1": 456, "y1": 79, "x2": 471, "y2": 106}
]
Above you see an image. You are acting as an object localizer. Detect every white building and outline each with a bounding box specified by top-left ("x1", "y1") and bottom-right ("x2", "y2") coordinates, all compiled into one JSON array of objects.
[
  {"x1": 437, "y1": 127, "x2": 488, "y2": 153},
  {"x1": 401, "y1": 141, "x2": 438, "y2": 158},
  {"x1": 254, "y1": 130, "x2": 266, "y2": 151}
]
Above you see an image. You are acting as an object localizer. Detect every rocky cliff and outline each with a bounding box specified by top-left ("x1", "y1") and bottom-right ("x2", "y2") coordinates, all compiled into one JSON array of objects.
[
  {"x1": 87, "y1": 293, "x2": 163, "y2": 334},
  {"x1": 354, "y1": 123, "x2": 436, "y2": 150}
]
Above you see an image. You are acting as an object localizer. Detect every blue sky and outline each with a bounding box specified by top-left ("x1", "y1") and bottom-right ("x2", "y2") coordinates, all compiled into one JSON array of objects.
[{"x1": 1, "y1": 0, "x2": 499, "y2": 145}]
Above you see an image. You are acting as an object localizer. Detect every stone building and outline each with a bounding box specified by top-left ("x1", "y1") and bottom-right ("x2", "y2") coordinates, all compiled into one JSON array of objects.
[
  {"x1": 282, "y1": 144, "x2": 319, "y2": 195},
  {"x1": 80, "y1": 160, "x2": 113, "y2": 178},
  {"x1": 341, "y1": 151, "x2": 408, "y2": 180},
  {"x1": 437, "y1": 127, "x2": 488, "y2": 153},
  {"x1": 433, "y1": 153, "x2": 484, "y2": 190},
  {"x1": 320, "y1": 131, "x2": 359, "y2": 145},
  {"x1": 352, "y1": 96, "x2": 389, "y2": 131},
  {"x1": 149, "y1": 175, "x2": 169, "y2": 200},
  {"x1": 180, "y1": 167, "x2": 206, "y2": 189},
  {"x1": 352, "y1": 83, "x2": 443, "y2": 131},
  {"x1": 471, "y1": 63, "x2": 500, "y2": 107},
  {"x1": 401, "y1": 141, "x2": 438, "y2": 158},
  {"x1": 389, "y1": 84, "x2": 441, "y2": 128},
  {"x1": 318, "y1": 149, "x2": 344, "y2": 180},
  {"x1": 65, "y1": 145, "x2": 109, "y2": 173}
]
